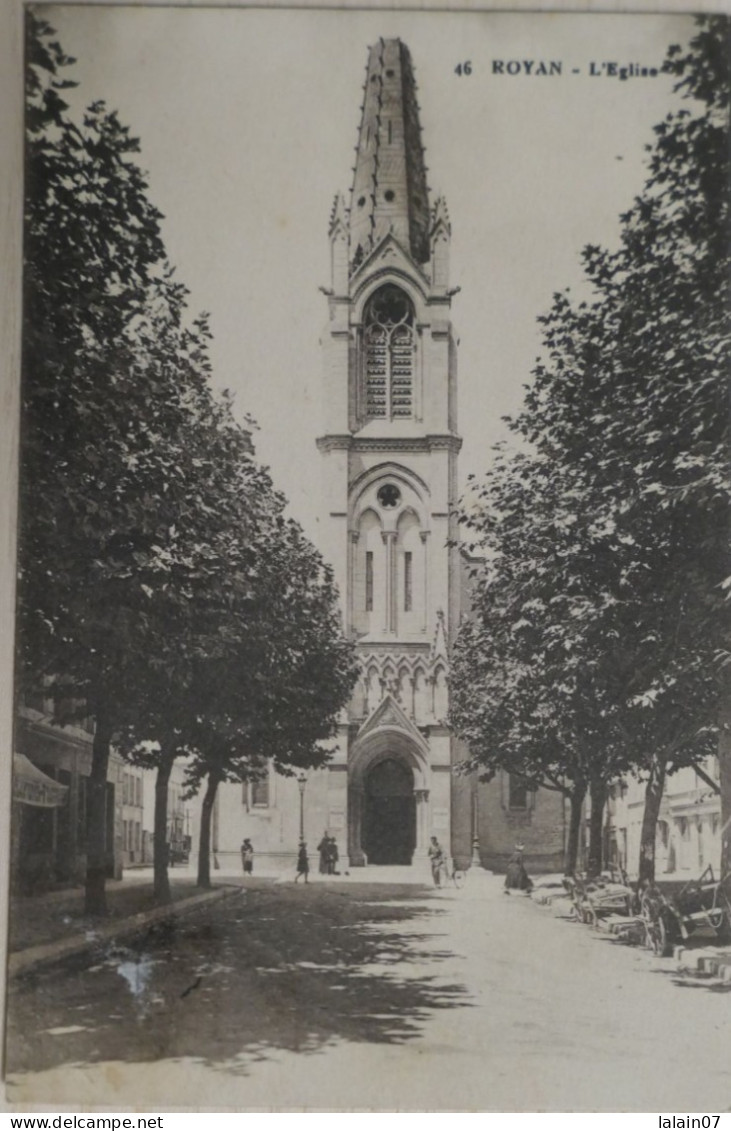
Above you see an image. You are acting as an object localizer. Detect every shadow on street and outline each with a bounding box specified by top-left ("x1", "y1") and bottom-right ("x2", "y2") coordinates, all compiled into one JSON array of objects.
[{"x1": 7, "y1": 883, "x2": 472, "y2": 1077}]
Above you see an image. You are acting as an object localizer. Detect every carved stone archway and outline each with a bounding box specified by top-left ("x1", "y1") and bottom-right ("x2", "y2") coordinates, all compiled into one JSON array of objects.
[{"x1": 348, "y1": 705, "x2": 431, "y2": 866}]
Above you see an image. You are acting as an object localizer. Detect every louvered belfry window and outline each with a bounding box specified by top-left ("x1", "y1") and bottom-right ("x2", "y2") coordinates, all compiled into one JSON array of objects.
[{"x1": 363, "y1": 285, "x2": 415, "y2": 419}]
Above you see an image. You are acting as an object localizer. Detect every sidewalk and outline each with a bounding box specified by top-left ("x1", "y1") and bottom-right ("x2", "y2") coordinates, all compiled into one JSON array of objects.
[
  {"x1": 7, "y1": 870, "x2": 246, "y2": 978},
  {"x1": 7, "y1": 860, "x2": 484, "y2": 978}
]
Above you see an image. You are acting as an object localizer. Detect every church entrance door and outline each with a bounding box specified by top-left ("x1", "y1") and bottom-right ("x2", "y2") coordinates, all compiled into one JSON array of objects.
[{"x1": 363, "y1": 757, "x2": 415, "y2": 865}]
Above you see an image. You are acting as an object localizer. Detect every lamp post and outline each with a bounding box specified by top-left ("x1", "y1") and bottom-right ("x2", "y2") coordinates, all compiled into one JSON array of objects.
[
  {"x1": 297, "y1": 771, "x2": 308, "y2": 843},
  {"x1": 471, "y1": 775, "x2": 481, "y2": 868}
]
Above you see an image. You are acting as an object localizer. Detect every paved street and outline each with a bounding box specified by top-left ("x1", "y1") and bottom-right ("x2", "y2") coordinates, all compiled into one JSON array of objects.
[{"x1": 6, "y1": 874, "x2": 731, "y2": 1111}]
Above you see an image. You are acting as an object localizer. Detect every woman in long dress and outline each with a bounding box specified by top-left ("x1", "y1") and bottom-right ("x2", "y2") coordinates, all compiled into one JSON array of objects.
[
  {"x1": 504, "y1": 844, "x2": 533, "y2": 892},
  {"x1": 295, "y1": 842, "x2": 310, "y2": 883},
  {"x1": 317, "y1": 833, "x2": 330, "y2": 875}
]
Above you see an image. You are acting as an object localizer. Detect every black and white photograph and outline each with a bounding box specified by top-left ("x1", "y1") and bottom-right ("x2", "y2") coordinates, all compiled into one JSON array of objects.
[{"x1": 2, "y1": 3, "x2": 730, "y2": 1113}]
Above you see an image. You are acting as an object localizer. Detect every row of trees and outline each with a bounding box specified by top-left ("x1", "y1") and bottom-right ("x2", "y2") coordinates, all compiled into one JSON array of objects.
[
  {"x1": 19, "y1": 14, "x2": 357, "y2": 914},
  {"x1": 450, "y1": 17, "x2": 730, "y2": 880}
]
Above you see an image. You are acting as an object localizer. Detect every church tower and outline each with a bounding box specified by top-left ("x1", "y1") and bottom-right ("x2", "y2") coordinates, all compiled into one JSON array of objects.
[
  {"x1": 209, "y1": 36, "x2": 567, "y2": 876},
  {"x1": 317, "y1": 39, "x2": 465, "y2": 867}
]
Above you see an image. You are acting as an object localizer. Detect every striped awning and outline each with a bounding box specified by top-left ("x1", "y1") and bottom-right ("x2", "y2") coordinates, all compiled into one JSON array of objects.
[{"x1": 13, "y1": 753, "x2": 68, "y2": 808}]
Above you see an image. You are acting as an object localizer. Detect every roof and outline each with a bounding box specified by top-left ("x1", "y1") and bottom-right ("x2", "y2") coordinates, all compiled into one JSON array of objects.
[{"x1": 349, "y1": 39, "x2": 430, "y2": 269}]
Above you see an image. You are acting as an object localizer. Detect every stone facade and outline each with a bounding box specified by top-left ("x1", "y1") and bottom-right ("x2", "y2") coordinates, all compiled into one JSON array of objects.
[
  {"x1": 604, "y1": 757, "x2": 722, "y2": 880},
  {"x1": 209, "y1": 37, "x2": 567, "y2": 876},
  {"x1": 315, "y1": 39, "x2": 464, "y2": 869}
]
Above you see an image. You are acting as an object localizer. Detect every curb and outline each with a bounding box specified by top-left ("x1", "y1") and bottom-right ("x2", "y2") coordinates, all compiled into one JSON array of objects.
[{"x1": 8, "y1": 885, "x2": 240, "y2": 978}]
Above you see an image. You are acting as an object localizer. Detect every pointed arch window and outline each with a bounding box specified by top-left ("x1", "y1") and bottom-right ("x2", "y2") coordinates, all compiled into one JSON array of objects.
[{"x1": 363, "y1": 285, "x2": 415, "y2": 419}]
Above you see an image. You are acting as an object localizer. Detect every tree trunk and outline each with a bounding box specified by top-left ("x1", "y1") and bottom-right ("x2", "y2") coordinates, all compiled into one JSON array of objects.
[
  {"x1": 638, "y1": 753, "x2": 667, "y2": 885},
  {"x1": 718, "y1": 670, "x2": 731, "y2": 877},
  {"x1": 565, "y1": 781, "x2": 586, "y2": 875},
  {"x1": 197, "y1": 772, "x2": 221, "y2": 889},
  {"x1": 153, "y1": 745, "x2": 176, "y2": 904},
  {"x1": 587, "y1": 777, "x2": 606, "y2": 878},
  {"x1": 85, "y1": 711, "x2": 113, "y2": 917}
]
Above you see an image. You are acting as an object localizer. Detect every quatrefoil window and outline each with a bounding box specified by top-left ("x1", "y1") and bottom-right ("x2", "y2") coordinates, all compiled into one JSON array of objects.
[{"x1": 377, "y1": 484, "x2": 401, "y2": 509}]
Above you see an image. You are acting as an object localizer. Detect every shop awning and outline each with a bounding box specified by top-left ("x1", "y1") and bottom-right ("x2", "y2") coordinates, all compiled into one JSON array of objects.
[{"x1": 13, "y1": 753, "x2": 68, "y2": 808}]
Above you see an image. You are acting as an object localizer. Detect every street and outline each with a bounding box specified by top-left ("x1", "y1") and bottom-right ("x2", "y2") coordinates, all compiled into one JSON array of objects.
[{"x1": 6, "y1": 874, "x2": 731, "y2": 1111}]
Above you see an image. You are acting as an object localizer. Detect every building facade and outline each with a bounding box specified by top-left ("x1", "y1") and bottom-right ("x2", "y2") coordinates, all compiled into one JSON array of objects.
[
  {"x1": 604, "y1": 757, "x2": 722, "y2": 880},
  {"x1": 12, "y1": 704, "x2": 124, "y2": 892},
  {"x1": 208, "y1": 38, "x2": 566, "y2": 875},
  {"x1": 315, "y1": 38, "x2": 463, "y2": 868},
  {"x1": 205, "y1": 37, "x2": 568, "y2": 873},
  {"x1": 120, "y1": 765, "x2": 144, "y2": 868}
]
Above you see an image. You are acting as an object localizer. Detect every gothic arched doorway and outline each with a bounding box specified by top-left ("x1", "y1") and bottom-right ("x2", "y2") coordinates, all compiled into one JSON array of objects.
[{"x1": 363, "y1": 757, "x2": 415, "y2": 865}]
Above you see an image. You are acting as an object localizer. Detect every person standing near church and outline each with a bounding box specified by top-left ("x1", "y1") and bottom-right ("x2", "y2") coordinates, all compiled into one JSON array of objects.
[
  {"x1": 295, "y1": 841, "x2": 309, "y2": 883},
  {"x1": 428, "y1": 836, "x2": 446, "y2": 887},
  {"x1": 504, "y1": 843, "x2": 532, "y2": 893},
  {"x1": 328, "y1": 836, "x2": 339, "y2": 875},
  {"x1": 317, "y1": 832, "x2": 330, "y2": 875}
]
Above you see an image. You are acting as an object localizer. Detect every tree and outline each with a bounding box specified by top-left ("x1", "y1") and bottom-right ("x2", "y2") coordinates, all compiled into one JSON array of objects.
[
  {"x1": 20, "y1": 14, "x2": 357, "y2": 913},
  {"x1": 21, "y1": 14, "x2": 260, "y2": 912},
  {"x1": 524, "y1": 17, "x2": 729, "y2": 880},
  {"x1": 21, "y1": 14, "x2": 187, "y2": 913},
  {"x1": 110, "y1": 373, "x2": 272, "y2": 904},
  {"x1": 182, "y1": 514, "x2": 357, "y2": 889},
  {"x1": 452, "y1": 17, "x2": 729, "y2": 881},
  {"x1": 452, "y1": 448, "x2": 640, "y2": 875},
  {"x1": 117, "y1": 456, "x2": 356, "y2": 898}
]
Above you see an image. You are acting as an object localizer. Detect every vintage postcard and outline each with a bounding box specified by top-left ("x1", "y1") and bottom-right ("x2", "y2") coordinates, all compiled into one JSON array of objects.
[{"x1": 4, "y1": 4, "x2": 730, "y2": 1113}]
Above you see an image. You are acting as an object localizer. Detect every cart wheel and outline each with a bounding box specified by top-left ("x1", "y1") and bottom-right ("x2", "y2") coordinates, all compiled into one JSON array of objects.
[{"x1": 653, "y1": 915, "x2": 674, "y2": 958}]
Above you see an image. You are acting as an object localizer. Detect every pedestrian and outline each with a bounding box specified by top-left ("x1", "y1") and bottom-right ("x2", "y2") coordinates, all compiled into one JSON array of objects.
[
  {"x1": 317, "y1": 832, "x2": 330, "y2": 875},
  {"x1": 428, "y1": 836, "x2": 446, "y2": 887},
  {"x1": 504, "y1": 843, "x2": 533, "y2": 894},
  {"x1": 241, "y1": 838, "x2": 254, "y2": 875},
  {"x1": 295, "y1": 841, "x2": 309, "y2": 883},
  {"x1": 327, "y1": 836, "x2": 339, "y2": 876}
]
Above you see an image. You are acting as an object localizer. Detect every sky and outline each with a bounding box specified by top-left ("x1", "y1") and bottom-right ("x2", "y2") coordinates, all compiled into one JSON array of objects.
[{"x1": 43, "y1": 6, "x2": 696, "y2": 543}]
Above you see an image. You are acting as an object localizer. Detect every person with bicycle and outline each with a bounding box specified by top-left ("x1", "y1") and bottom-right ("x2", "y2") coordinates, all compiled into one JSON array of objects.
[{"x1": 428, "y1": 835, "x2": 447, "y2": 887}]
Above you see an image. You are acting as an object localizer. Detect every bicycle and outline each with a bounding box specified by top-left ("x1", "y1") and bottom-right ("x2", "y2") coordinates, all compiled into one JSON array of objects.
[{"x1": 442, "y1": 858, "x2": 465, "y2": 890}]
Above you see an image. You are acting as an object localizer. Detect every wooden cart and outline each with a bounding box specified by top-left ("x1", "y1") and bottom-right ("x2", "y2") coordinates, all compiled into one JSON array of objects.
[
  {"x1": 641, "y1": 866, "x2": 731, "y2": 957},
  {"x1": 563, "y1": 871, "x2": 635, "y2": 928}
]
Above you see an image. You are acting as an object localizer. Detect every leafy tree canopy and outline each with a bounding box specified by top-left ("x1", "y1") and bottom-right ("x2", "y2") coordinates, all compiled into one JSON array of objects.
[{"x1": 451, "y1": 18, "x2": 729, "y2": 823}]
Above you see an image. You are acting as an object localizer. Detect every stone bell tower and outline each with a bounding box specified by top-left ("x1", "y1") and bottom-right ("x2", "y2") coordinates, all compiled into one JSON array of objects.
[{"x1": 317, "y1": 38, "x2": 465, "y2": 868}]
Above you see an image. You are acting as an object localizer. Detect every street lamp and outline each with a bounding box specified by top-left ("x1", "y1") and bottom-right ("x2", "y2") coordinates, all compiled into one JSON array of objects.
[
  {"x1": 297, "y1": 771, "x2": 308, "y2": 843},
  {"x1": 471, "y1": 774, "x2": 481, "y2": 868}
]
